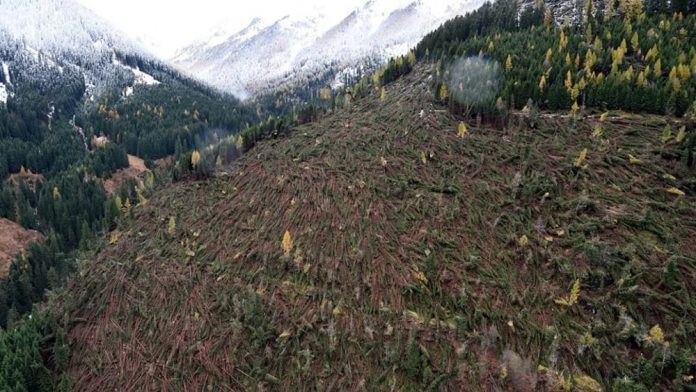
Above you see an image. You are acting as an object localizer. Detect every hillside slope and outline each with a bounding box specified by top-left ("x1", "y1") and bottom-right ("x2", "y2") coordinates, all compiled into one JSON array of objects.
[
  {"x1": 59, "y1": 64, "x2": 695, "y2": 391},
  {"x1": 0, "y1": 218, "x2": 43, "y2": 277}
]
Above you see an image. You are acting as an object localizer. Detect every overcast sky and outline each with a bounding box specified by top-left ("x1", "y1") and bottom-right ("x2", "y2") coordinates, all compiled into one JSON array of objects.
[{"x1": 75, "y1": 0, "x2": 365, "y2": 58}]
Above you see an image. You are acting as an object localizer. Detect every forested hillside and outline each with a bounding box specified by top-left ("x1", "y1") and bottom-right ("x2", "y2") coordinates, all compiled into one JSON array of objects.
[
  {"x1": 417, "y1": 0, "x2": 696, "y2": 117},
  {"x1": 0, "y1": 9, "x2": 257, "y2": 335}
]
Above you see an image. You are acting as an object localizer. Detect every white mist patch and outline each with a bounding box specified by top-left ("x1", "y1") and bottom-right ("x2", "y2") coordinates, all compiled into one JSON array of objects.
[{"x1": 446, "y1": 57, "x2": 502, "y2": 110}]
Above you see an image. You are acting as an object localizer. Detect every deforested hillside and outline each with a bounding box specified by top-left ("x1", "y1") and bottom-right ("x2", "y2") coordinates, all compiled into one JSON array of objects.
[
  {"x1": 0, "y1": 1, "x2": 257, "y2": 384},
  {"x1": 56, "y1": 62, "x2": 695, "y2": 390}
]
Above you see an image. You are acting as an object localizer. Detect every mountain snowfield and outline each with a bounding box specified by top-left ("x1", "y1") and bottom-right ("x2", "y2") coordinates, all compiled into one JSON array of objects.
[
  {"x1": 1, "y1": 0, "x2": 485, "y2": 100},
  {"x1": 0, "y1": 0, "x2": 163, "y2": 99},
  {"x1": 0, "y1": 0, "x2": 141, "y2": 59},
  {"x1": 0, "y1": 62, "x2": 9, "y2": 104},
  {"x1": 0, "y1": 83, "x2": 8, "y2": 105},
  {"x1": 172, "y1": 0, "x2": 484, "y2": 99}
]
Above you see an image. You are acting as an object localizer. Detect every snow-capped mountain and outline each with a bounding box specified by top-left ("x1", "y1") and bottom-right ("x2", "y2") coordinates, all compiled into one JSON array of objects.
[
  {"x1": 0, "y1": 0, "x2": 142, "y2": 60},
  {"x1": 0, "y1": 0, "x2": 170, "y2": 105},
  {"x1": 172, "y1": 0, "x2": 483, "y2": 99}
]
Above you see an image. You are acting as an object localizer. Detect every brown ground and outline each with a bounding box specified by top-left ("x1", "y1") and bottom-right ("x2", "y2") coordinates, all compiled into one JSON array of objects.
[
  {"x1": 5, "y1": 172, "x2": 46, "y2": 191},
  {"x1": 154, "y1": 156, "x2": 173, "y2": 167},
  {"x1": 60, "y1": 65, "x2": 696, "y2": 391},
  {"x1": 0, "y1": 218, "x2": 43, "y2": 277},
  {"x1": 104, "y1": 155, "x2": 149, "y2": 194}
]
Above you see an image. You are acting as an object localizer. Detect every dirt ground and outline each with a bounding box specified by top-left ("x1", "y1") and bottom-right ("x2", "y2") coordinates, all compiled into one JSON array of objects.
[
  {"x1": 103, "y1": 155, "x2": 149, "y2": 194},
  {"x1": 6, "y1": 172, "x2": 45, "y2": 191},
  {"x1": 0, "y1": 218, "x2": 43, "y2": 277}
]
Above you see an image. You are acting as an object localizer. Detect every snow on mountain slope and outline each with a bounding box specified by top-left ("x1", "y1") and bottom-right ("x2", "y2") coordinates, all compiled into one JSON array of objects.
[
  {"x1": 0, "y1": 62, "x2": 9, "y2": 105},
  {"x1": 112, "y1": 56, "x2": 160, "y2": 86},
  {"x1": 2, "y1": 63, "x2": 11, "y2": 85},
  {"x1": 294, "y1": 0, "x2": 412, "y2": 70},
  {"x1": 0, "y1": 0, "x2": 165, "y2": 100},
  {"x1": 173, "y1": 15, "x2": 331, "y2": 98},
  {"x1": 518, "y1": 0, "x2": 604, "y2": 25},
  {"x1": 172, "y1": 0, "x2": 483, "y2": 99},
  {"x1": 0, "y1": 83, "x2": 8, "y2": 105},
  {"x1": 0, "y1": 0, "x2": 143, "y2": 63}
]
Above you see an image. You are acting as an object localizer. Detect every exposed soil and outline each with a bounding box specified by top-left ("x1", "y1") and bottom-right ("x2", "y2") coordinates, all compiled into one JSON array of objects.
[
  {"x1": 103, "y1": 154, "x2": 149, "y2": 194},
  {"x1": 5, "y1": 172, "x2": 46, "y2": 191},
  {"x1": 0, "y1": 218, "x2": 43, "y2": 277}
]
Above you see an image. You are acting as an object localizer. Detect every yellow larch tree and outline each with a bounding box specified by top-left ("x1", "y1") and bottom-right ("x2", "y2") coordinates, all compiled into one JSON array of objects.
[
  {"x1": 439, "y1": 82, "x2": 449, "y2": 102},
  {"x1": 458, "y1": 122, "x2": 468, "y2": 138},
  {"x1": 565, "y1": 70, "x2": 573, "y2": 92},
  {"x1": 282, "y1": 230, "x2": 293, "y2": 256},
  {"x1": 539, "y1": 74, "x2": 547, "y2": 92},
  {"x1": 191, "y1": 150, "x2": 201, "y2": 169}
]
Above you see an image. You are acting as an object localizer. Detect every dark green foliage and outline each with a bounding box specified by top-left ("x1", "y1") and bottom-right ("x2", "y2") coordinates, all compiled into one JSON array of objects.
[
  {"x1": 84, "y1": 81, "x2": 256, "y2": 161},
  {"x1": 88, "y1": 143, "x2": 129, "y2": 178},
  {"x1": 415, "y1": 3, "x2": 696, "y2": 118},
  {"x1": 0, "y1": 41, "x2": 259, "y2": 335},
  {"x1": 0, "y1": 235, "x2": 70, "y2": 328},
  {"x1": 416, "y1": 0, "x2": 525, "y2": 59},
  {"x1": 0, "y1": 310, "x2": 69, "y2": 391}
]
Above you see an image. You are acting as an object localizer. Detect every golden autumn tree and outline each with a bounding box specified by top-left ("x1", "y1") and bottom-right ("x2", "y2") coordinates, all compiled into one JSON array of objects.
[
  {"x1": 282, "y1": 230, "x2": 293, "y2": 256},
  {"x1": 539, "y1": 74, "x2": 547, "y2": 92},
  {"x1": 191, "y1": 150, "x2": 201, "y2": 170},
  {"x1": 619, "y1": 0, "x2": 643, "y2": 19},
  {"x1": 439, "y1": 82, "x2": 449, "y2": 102},
  {"x1": 458, "y1": 122, "x2": 468, "y2": 138},
  {"x1": 407, "y1": 51, "x2": 416, "y2": 65},
  {"x1": 565, "y1": 70, "x2": 574, "y2": 92},
  {"x1": 545, "y1": 48, "x2": 553, "y2": 65}
]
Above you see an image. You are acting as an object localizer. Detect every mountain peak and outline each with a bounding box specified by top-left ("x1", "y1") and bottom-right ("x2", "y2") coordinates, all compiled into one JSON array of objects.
[
  {"x1": 0, "y1": 0, "x2": 147, "y2": 60},
  {"x1": 171, "y1": 0, "x2": 484, "y2": 99}
]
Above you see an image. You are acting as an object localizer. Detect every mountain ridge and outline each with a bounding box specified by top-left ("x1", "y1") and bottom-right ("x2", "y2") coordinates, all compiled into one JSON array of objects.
[{"x1": 171, "y1": 0, "x2": 483, "y2": 99}]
